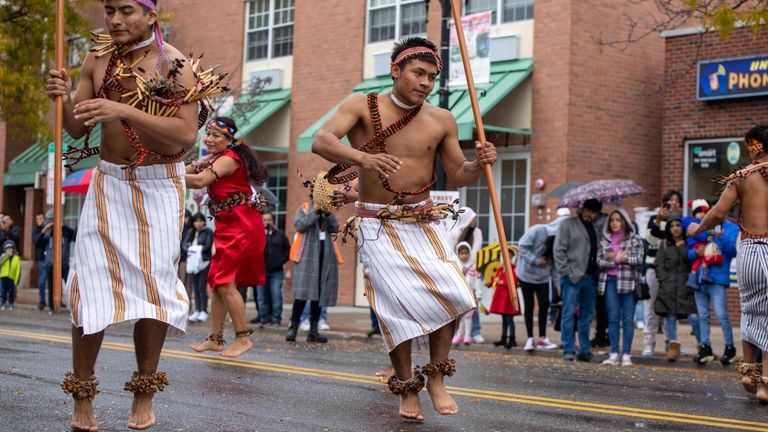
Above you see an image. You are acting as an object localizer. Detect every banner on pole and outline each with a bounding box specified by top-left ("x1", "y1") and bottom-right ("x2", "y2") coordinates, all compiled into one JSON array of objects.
[
  {"x1": 449, "y1": 11, "x2": 492, "y2": 88},
  {"x1": 47, "y1": 143, "x2": 66, "y2": 206}
]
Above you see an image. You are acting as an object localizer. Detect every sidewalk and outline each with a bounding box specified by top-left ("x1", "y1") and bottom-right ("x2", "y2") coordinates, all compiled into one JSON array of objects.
[{"x1": 13, "y1": 287, "x2": 736, "y2": 368}]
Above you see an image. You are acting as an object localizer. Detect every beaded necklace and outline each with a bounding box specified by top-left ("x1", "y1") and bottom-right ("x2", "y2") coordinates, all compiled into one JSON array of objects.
[
  {"x1": 64, "y1": 33, "x2": 226, "y2": 170},
  {"x1": 325, "y1": 92, "x2": 434, "y2": 203}
]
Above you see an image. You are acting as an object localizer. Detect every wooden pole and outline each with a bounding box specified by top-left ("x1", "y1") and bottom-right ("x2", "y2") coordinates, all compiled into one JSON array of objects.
[
  {"x1": 448, "y1": 0, "x2": 519, "y2": 312},
  {"x1": 53, "y1": 0, "x2": 65, "y2": 313}
]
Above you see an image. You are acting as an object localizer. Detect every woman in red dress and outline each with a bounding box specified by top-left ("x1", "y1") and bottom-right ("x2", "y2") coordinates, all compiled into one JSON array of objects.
[{"x1": 185, "y1": 116, "x2": 267, "y2": 358}]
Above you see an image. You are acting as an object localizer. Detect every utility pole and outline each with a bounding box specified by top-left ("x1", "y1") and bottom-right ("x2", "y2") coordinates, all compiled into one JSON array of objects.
[{"x1": 426, "y1": 0, "x2": 455, "y2": 190}]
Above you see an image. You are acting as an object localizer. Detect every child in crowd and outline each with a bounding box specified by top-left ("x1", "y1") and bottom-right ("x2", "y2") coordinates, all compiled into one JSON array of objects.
[
  {"x1": 452, "y1": 242, "x2": 483, "y2": 346},
  {"x1": 490, "y1": 254, "x2": 520, "y2": 349},
  {"x1": 0, "y1": 240, "x2": 21, "y2": 310}
]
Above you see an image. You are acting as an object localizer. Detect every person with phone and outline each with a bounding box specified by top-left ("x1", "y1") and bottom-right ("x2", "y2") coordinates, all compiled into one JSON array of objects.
[{"x1": 642, "y1": 190, "x2": 683, "y2": 356}]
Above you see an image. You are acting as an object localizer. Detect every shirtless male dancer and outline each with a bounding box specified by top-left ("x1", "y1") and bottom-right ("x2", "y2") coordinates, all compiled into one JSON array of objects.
[
  {"x1": 312, "y1": 37, "x2": 497, "y2": 422},
  {"x1": 688, "y1": 124, "x2": 768, "y2": 405},
  {"x1": 46, "y1": 0, "x2": 198, "y2": 429}
]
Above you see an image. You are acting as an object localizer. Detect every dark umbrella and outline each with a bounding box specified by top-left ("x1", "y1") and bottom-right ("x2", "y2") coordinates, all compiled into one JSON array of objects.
[{"x1": 560, "y1": 179, "x2": 645, "y2": 208}]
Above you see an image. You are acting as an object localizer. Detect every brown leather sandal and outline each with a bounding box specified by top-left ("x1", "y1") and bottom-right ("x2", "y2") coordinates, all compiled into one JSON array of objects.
[
  {"x1": 123, "y1": 371, "x2": 169, "y2": 394},
  {"x1": 421, "y1": 359, "x2": 456, "y2": 378},
  {"x1": 387, "y1": 368, "x2": 426, "y2": 395},
  {"x1": 61, "y1": 373, "x2": 100, "y2": 401}
]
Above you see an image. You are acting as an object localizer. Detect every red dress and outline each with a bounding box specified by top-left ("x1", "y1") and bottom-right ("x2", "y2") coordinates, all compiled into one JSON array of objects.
[
  {"x1": 206, "y1": 149, "x2": 266, "y2": 289},
  {"x1": 489, "y1": 266, "x2": 521, "y2": 315}
]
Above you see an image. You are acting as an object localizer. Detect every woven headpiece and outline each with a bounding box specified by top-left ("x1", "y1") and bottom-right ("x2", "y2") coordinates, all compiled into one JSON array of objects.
[
  {"x1": 746, "y1": 139, "x2": 765, "y2": 157},
  {"x1": 391, "y1": 47, "x2": 443, "y2": 73}
]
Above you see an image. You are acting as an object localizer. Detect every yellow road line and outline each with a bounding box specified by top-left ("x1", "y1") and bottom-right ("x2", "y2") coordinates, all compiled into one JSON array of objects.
[{"x1": 2, "y1": 329, "x2": 766, "y2": 431}]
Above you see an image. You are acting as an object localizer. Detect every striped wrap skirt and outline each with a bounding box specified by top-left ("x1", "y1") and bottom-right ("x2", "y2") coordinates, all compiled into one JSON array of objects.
[
  {"x1": 64, "y1": 160, "x2": 189, "y2": 336},
  {"x1": 355, "y1": 200, "x2": 476, "y2": 352},
  {"x1": 736, "y1": 238, "x2": 768, "y2": 351}
]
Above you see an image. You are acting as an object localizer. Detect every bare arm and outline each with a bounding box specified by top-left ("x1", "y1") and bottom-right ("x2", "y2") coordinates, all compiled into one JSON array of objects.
[
  {"x1": 689, "y1": 184, "x2": 738, "y2": 236},
  {"x1": 312, "y1": 94, "x2": 403, "y2": 178},
  {"x1": 185, "y1": 155, "x2": 239, "y2": 189},
  {"x1": 437, "y1": 110, "x2": 496, "y2": 188},
  {"x1": 46, "y1": 53, "x2": 98, "y2": 139}
]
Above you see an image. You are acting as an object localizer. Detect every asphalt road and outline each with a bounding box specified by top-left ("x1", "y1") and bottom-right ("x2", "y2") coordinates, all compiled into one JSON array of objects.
[{"x1": 1, "y1": 307, "x2": 766, "y2": 432}]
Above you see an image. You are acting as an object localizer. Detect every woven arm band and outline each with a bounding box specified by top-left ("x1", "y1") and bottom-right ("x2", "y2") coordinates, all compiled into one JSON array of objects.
[
  {"x1": 61, "y1": 373, "x2": 100, "y2": 401},
  {"x1": 124, "y1": 371, "x2": 169, "y2": 394},
  {"x1": 387, "y1": 368, "x2": 425, "y2": 395},
  {"x1": 421, "y1": 359, "x2": 456, "y2": 378}
]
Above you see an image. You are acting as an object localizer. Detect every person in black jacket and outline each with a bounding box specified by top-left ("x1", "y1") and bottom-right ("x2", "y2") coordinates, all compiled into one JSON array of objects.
[
  {"x1": 256, "y1": 211, "x2": 290, "y2": 326},
  {"x1": 39, "y1": 210, "x2": 76, "y2": 314},
  {"x1": 32, "y1": 213, "x2": 49, "y2": 310},
  {"x1": 182, "y1": 213, "x2": 213, "y2": 322}
]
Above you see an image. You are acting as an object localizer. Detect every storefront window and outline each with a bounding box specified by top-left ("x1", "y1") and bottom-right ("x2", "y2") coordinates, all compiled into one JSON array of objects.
[
  {"x1": 63, "y1": 193, "x2": 86, "y2": 231},
  {"x1": 462, "y1": 153, "x2": 529, "y2": 245},
  {"x1": 685, "y1": 138, "x2": 748, "y2": 213},
  {"x1": 267, "y1": 162, "x2": 288, "y2": 232}
]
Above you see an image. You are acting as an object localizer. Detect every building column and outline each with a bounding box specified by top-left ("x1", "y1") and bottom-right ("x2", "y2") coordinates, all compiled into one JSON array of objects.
[{"x1": 22, "y1": 186, "x2": 43, "y2": 260}]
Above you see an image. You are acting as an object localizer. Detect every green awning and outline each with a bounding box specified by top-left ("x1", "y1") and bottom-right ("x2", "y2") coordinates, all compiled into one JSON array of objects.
[
  {"x1": 296, "y1": 59, "x2": 533, "y2": 152},
  {"x1": 226, "y1": 89, "x2": 291, "y2": 139},
  {"x1": 3, "y1": 125, "x2": 102, "y2": 187}
]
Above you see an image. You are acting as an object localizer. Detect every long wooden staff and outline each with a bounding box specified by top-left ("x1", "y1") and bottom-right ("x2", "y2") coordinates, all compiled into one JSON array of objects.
[
  {"x1": 448, "y1": 0, "x2": 519, "y2": 312},
  {"x1": 53, "y1": 0, "x2": 65, "y2": 313}
]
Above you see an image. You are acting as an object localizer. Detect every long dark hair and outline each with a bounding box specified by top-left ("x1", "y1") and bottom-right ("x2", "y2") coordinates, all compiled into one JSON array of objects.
[
  {"x1": 664, "y1": 217, "x2": 686, "y2": 247},
  {"x1": 214, "y1": 116, "x2": 268, "y2": 185}
]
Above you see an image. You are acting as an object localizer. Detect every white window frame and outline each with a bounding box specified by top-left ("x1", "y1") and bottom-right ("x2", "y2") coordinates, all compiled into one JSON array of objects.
[
  {"x1": 244, "y1": 0, "x2": 294, "y2": 62},
  {"x1": 460, "y1": 149, "x2": 531, "y2": 244},
  {"x1": 464, "y1": 0, "x2": 534, "y2": 25},
  {"x1": 266, "y1": 161, "x2": 289, "y2": 232},
  {"x1": 366, "y1": 0, "x2": 427, "y2": 44}
]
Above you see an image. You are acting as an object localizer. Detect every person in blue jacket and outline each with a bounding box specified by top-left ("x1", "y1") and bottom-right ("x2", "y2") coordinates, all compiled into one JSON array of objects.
[{"x1": 683, "y1": 198, "x2": 738, "y2": 365}]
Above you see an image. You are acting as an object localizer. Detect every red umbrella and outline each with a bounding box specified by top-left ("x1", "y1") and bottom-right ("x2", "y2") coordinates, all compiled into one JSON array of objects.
[{"x1": 62, "y1": 167, "x2": 94, "y2": 194}]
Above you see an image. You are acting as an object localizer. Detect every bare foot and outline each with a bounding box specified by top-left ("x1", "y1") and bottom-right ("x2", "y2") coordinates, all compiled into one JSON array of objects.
[
  {"x1": 742, "y1": 376, "x2": 757, "y2": 394},
  {"x1": 127, "y1": 394, "x2": 156, "y2": 430},
  {"x1": 71, "y1": 399, "x2": 98, "y2": 431},
  {"x1": 220, "y1": 337, "x2": 252, "y2": 358},
  {"x1": 188, "y1": 338, "x2": 223, "y2": 353},
  {"x1": 398, "y1": 391, "x2": 424, "y2": 422},
  {"x1": 375, "y1": 365, "x2": 395, "y2": 383},
  {"x1": 758, "y1": 382, "x2": 768, "y2": 405},
  {"x1": 426, "y1": 375, "x2": 458, "y2": 415}
]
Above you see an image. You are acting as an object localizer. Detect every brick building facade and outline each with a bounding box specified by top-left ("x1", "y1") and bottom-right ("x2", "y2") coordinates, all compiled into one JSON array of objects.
[
  {"x1": 661, "y1": 26, "x2": 768, "y2": 324},
  {"x1": 11, "y1": 1, "x2": 755, "y2": 329}
]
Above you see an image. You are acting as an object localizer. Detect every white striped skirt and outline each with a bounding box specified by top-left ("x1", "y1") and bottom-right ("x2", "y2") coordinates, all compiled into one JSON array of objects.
[
  {"x1": 737, "y1": 238, "x2": 768, "y2": 351},
  {"x1": 64, "y1": 160, "x2": 189, "y2": 335},
  {"x1": 355, "y1": 200, "x2": 476, "y2": 352}
]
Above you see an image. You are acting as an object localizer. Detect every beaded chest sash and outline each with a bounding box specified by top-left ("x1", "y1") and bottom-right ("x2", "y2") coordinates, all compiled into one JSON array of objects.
[{"x1": 324, "y1": 92, "x2": 435, "y2": 203}]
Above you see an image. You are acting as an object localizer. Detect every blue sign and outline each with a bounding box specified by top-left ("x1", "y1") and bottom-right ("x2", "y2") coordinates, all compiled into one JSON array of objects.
[{"x1": 697, "y1": 55, "x2": 768, "y2": 101}]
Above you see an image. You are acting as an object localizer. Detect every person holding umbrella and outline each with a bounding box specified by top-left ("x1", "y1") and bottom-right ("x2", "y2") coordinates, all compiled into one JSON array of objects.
[{"x1": 554, "y1": 198, "x2": 603, "y2": 362}]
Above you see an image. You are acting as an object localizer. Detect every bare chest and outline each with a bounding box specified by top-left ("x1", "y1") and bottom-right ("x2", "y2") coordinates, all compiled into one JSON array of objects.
[{"x1": 350, "y1": 109, "x2": 444, "y2": 158}]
